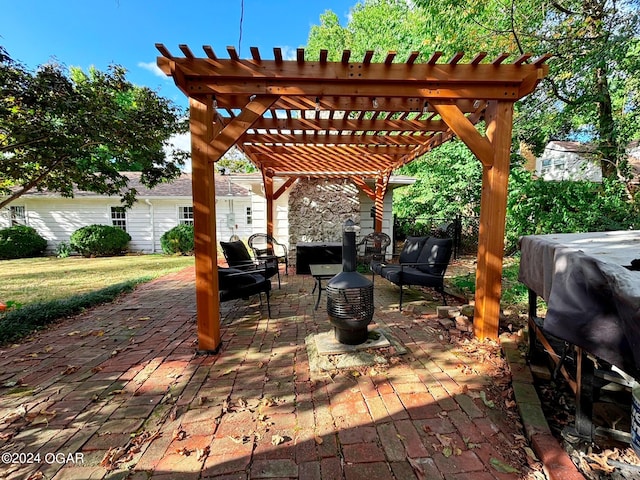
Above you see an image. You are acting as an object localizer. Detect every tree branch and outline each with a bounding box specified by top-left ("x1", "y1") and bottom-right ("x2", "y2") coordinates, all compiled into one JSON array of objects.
[
  {"x1": 551, "y1": 1, "x2": 579, "y2": 15},
  {"x1": 0, "y1": 157, "x2": 67, "y2": 210}
]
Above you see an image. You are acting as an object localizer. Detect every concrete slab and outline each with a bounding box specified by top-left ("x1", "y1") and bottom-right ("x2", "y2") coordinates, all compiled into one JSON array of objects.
[{"x1": 314, "y1": 329, "x2": 391, "y2": 355}]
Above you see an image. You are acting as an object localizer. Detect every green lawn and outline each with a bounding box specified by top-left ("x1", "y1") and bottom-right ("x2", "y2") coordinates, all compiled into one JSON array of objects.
[{"x1": 0, "y1": 254, "x2": 195, "y2": 307}]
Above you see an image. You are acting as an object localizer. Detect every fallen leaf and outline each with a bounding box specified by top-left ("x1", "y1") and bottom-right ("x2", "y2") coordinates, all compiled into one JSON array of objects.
[
  {"x1": 176, "y1": 447, "x2": 191, "y2": 456},
  {"x1": 524, "y1": 446, "x2": 538, "y2": 461},
  {"x1": 314, "y1": 435, "x2": 324, "y2": 445},
  {"x1": 406, "y1": 456, "x2": 426, "y2": 480},
  {"x1": 436, "y1": 433, "x2": 453, "y2": 447},
  {"x1": 196, "y1": 446, "x2": 210, "y2": 461},
  {"x1": 479, "y1": 391, "x2": 495, "y2": 408},
  {"x1": 271, "y1": 434, "x2": 286, "y2": 446},
  {"x1": 443, "y1": 446, "x2": 453, "y2": 457},
  {"x1": 62, "y1": 365, "x2": 80, "y2": 375},
  {"x1": 229, "y1": 435, "x2": 250, "y2": 444},
  {"x1": 172, "y1": 428, "x2": 186, "y2": 441},
  {"x1": 489, "y1": 457, "x2": 519, "y2": 474}
]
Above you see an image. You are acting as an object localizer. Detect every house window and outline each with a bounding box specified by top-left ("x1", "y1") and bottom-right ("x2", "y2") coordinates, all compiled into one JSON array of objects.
[
  {"x1": 10, "y1": 206, "x2": 26, "y2": 226},
  {"x1": 110, "y1": 207, "x2": 127, "y2": 231},
  {"x1": 179, "y1": 206, "x2": 194, "y2": 225},
  {"x1": 246, "y1": 206, "x2": 252, "y2": 225}
]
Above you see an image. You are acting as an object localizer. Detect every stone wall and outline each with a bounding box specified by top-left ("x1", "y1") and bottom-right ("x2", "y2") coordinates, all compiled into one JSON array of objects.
[{"x1": 288, "y1": 178, "x2": 360, "y2": 265}]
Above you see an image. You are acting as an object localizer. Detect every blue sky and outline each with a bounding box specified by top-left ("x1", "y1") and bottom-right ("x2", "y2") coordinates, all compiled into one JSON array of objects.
[{"x1": 3, "y1": 0, "x2": 356, "y2": 109}]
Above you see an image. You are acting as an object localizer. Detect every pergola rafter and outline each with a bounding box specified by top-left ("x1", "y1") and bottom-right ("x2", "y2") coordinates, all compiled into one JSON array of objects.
[{"x1": 157, "y1": 44, "x2": 549, "y2": 352}]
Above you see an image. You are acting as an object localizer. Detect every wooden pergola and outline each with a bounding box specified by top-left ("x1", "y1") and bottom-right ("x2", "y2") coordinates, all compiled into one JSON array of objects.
[{"x1": 156, "y1": 44, "x2": 549, "y2": 352}]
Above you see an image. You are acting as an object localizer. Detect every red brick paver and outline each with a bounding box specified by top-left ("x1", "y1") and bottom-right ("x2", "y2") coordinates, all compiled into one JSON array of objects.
[{"x1": 0, "y1": 266, "x2": 569, "y2": 479}]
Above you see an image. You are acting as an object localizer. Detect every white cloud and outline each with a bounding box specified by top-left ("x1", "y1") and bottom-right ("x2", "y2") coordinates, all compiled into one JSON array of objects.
[
  {"x1": 138, "y1": 61, "x2": 167, "y2": 78},
  {"x1": 165, "y1": 132, "x2": 192, "y2": 172},
  {"x1": 279, "y1": 46, "x2": 297, "y2": 61}
]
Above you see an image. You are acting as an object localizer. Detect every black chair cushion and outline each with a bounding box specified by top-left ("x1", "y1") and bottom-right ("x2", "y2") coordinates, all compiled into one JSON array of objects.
[
  {"x1": 415, "y1": 237, "x2": 453, "y2": 275},
  {"x1": 218, "y1": 267, "x2": 271, "y2": 303},
  {"x1": 381, "y1": 265, "x2": 442, "y2": 287},
  {"x1": 399, "y1": 236, "x2": 429, "y2": 264},
  {"x1": 220, "y1": 240, "x2": 253, "y2": 263},
  {"x1": 219, "y1": 267, "x2": 258, "y2": 290}
]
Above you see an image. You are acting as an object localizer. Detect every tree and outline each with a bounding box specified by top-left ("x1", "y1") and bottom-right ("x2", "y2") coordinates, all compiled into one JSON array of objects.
[
  {"x1": 214, "y1": 147, "x2": 257, "y2": 174},
  {"x1": 393, "y1": 140, "x2": 482, "y2": 221},
  {"x1": 0, "y1": 48, "x2": 189, "y2": 209},
  {"x1": 415, "y1": 0, "x2": 640, "y2": 183},
  {"x1": 306, "y1": 0, "x2": 432, "y2": 61}
]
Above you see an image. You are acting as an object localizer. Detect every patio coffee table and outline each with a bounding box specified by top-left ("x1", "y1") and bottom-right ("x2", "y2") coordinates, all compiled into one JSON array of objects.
[{"x1": 309, "y1": 263, "x2": 342, "y2": 310}]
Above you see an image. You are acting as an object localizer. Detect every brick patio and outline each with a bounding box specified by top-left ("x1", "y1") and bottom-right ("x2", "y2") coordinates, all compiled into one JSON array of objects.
[{"x1": 0, "y1": 266, "x2": 575, "y2": 479}]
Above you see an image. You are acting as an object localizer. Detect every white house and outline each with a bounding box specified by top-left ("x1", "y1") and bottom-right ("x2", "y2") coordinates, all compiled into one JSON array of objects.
[
  {"x1": 1, "y1": 172, "x2": 414, "y2": 257},
  {"x1": 0, "y1": 172, "x2": 260, "y2": 253},
  {"x1": 535, "y1": 141, "x2": 602, "y2": 182}
]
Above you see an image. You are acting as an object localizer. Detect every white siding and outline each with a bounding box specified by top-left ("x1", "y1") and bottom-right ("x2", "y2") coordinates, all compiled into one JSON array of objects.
[
  {"x1": 536, "y1": 143, "x2": 602, "y2": 182},
  {"x1": 357, "y1": 190, "x2": 394, "y2": 259},
  {"x1": 0, "y1": 195, "x2": 258, "y2": 254}
]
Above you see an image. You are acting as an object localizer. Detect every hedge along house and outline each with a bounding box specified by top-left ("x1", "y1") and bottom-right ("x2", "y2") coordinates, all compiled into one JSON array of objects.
[
  {"x1": 156, "y1": 44, "x2": 549, "y2": 352},
  {"x1": 0, "y1": 172, "x2": 260, "y2": 253}
]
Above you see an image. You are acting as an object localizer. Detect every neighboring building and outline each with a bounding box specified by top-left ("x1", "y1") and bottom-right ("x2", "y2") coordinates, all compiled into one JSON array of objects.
[
  {"x1": 535, "y1": 141, "x2": 602, "y2": 182},
  {"x1": 0, "y1": 172, "x2": 258, "y2": 253}
]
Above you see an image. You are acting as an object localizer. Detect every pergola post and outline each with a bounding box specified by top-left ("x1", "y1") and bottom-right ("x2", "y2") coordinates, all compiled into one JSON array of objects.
[
  {"x1": 263, "y1": 170, "x2": 274, "y2": 237},
  {"x1": 189, "y1": 95, "x2": 221, "y2": 352},
  {"x1": 374, "y1": 174, "x2": 390, "y2": 232},
  {"x1": 473, "y1": 101, "x2": 514, "y2": 340}
]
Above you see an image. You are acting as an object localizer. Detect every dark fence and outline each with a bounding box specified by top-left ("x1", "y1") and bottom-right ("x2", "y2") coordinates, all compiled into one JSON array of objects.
[{"x1": 393, "y1": 214, "x2": 480, "y2": 259}]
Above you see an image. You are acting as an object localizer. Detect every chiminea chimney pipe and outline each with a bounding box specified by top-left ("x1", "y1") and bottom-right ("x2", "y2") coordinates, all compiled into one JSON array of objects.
[{"x1": 343, "y1": 219, "x2": 357, "y2": 272}]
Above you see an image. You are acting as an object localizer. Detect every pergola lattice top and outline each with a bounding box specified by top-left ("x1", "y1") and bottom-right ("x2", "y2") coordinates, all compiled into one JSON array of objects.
[{"x1": 156, "y1": 45, "x2": 550, "y2": 180}]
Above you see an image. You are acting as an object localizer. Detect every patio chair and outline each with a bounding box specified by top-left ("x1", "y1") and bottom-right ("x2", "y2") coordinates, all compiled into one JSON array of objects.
[
  {"x1": 357, "y1": 232, "x2": 391, "y2": 266},
  {"x1": 220, "y1": 239, "x2": 281, "y2": 288},
  {"x1": 248, "y1": 233, "x2": 289, "y2": 277},
  {"x1": 371, "y1": 236, "x2": 453, "y2": 310},
  {"x1": 218, "y1": 267, "x2": 271, "y2": 317}
]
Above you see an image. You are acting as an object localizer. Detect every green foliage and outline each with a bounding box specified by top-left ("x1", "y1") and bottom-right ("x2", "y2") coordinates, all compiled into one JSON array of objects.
[
  {"x1": 0, "y1": 225, "x2": 47, "y2": 259},
  {"x1": 0, "y1": 280, "x2": 142, "y2": 344},
  {"x1": 55, "y1": 241, "x2": 71, "y2": 258},
  {"x1": 215, "y1": 148, "x2": 257, "y2": 174},
  {"x1": 393, "y1": 139, "x2": 482, "y2": 222},
  {"x1": 0, "y1": 50, "x2": 189, "y2": 209},
  {"x1": 70, "y1": 224, "x2": 131, "y2": 257},
  {"x1": 505, "y1": 167, "x2": 640, "y2": 252},
  {"x1": 306, "y1": 1, "x2": 432, "y2": 61},
  {"x1": 160, "y1": 224, "x2": 195, "y2": 255}
]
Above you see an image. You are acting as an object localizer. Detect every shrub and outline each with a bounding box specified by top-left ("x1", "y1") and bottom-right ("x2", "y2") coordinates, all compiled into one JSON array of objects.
[
  {"x1": 70, "y1": 224, "x2": 131, "y2": 257},
  {"x1": 506, "y1": 169, "x2": 640, "y2": 253},
  {"x1": 56, "y1": 241, "x2": 71, "y2": 258},
  {"x1": 160, "y1": 224, "x2": 194, "y2": 255},
  {"x1": 0, "y1": 225, "x2": 48, "y2": 259}
]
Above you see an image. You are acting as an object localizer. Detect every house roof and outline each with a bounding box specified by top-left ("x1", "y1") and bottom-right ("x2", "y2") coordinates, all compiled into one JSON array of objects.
[
  {"x1": 544, "y1": 141, "x2": 597, "y2": 155},
  {"x1": 18, "y1": 172, "x2": 251, "y2": 199}
]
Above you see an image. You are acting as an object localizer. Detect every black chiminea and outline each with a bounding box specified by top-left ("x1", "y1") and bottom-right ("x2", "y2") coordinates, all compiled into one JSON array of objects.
[{"x1": 326, "y1": 219, "x2": 374, "y2": 344}]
